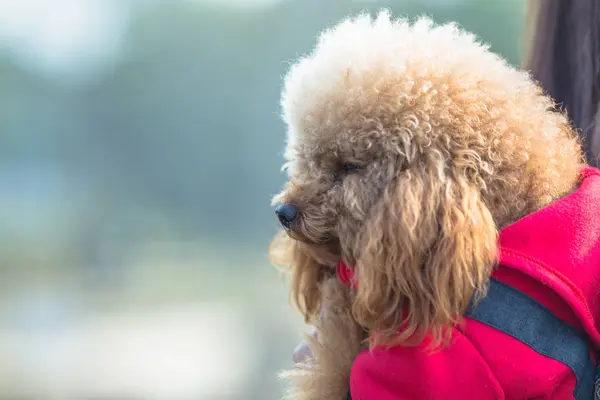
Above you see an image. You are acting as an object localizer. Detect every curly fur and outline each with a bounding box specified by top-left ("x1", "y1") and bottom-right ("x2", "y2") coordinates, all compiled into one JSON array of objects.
[
  {"x1": 270, "y1": 10, "x2": 583, "y2": 399},
  {"x1": 279, "y1": 278, "x2": 366, "y2": 400}
]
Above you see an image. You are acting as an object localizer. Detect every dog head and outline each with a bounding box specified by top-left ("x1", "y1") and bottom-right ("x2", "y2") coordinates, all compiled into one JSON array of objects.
[{"x1": 270, "y1": 11, "x2": 581, "y2": 346}]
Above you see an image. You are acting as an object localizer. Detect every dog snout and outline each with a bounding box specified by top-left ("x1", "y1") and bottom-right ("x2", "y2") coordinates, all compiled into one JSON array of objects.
[{"x1": 275, "y1": 203, "x2": 299, "y2": 230}]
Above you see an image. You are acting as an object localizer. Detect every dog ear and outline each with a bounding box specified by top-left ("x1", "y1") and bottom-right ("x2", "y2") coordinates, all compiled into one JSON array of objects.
[
  {"x1": 269, "y1": 231, "x2": 328, "y2": 323},
  {"x1": 353, "y1": 168, "x2": 498, "y2": 348}
]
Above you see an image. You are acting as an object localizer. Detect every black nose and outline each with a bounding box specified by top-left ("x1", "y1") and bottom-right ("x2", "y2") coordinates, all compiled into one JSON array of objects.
[{"x1": 275, "y1": 203, "x2": 298, "y2": 230}]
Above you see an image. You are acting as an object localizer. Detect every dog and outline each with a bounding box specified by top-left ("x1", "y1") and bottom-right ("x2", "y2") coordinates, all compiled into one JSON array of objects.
[{"x1": 270, "y1": 10, "x2": 600, "y2": 400}]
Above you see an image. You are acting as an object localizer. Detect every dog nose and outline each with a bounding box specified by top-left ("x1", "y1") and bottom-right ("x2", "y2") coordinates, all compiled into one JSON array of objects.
[{"x1": 275, "y1": 203, "x2": 298, "y2": 230}]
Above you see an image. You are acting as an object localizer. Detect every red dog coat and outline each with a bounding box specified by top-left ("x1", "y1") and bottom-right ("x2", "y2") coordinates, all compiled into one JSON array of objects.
[{"x1": 337, "y1": 167, "x2": 600, "y2": 399}]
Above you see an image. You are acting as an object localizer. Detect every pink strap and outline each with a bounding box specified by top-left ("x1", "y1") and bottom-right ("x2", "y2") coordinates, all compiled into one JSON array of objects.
[{"x1": 336, "y1": 260, "x2": 356, "y2": 288}]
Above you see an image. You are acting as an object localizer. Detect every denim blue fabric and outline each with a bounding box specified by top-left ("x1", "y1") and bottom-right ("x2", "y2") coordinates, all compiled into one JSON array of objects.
[
  {"x1": 595, "y1": 365, "x2": 600, "y2": 399},
  {"x1": 467, "y1": 278, "x2": 595, "y2": 400}
]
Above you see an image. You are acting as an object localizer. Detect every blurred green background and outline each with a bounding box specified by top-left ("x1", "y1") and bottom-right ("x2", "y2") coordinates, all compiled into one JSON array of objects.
[{"x1": 0, "y1": 0, "x2": 526, "y2": 398}]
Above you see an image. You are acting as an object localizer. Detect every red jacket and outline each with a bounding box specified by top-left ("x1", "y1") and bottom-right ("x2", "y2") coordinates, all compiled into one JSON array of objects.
[{"x1": 338, "y1": 167, "x2": 600, "y2": 400}]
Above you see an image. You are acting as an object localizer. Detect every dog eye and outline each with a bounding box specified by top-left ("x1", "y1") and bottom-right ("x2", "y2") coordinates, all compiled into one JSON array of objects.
[
  {"x1": 334, "y1": 163, "x2": 362, "y2": 183},
  {"x1": 341, "y1": 163, "x2": 361, "y2": 173}
]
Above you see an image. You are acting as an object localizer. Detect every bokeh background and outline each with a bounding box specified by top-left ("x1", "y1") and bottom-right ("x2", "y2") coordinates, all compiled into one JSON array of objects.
[{"x1": 0, "y1": 0, "x2": 526, "y2": 399}]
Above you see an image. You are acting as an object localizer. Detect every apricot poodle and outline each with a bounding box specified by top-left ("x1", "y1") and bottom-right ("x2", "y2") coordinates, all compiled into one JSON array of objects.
[{"x1": 270, "y1": 10, "x2": 582, "y2": 400}]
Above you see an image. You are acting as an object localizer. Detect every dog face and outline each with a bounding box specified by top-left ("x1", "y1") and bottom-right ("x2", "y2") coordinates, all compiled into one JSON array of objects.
[
  {"x1": 271, "y1": 11, "x2": 581, "y2": 345},
  {"x1": 273, "y1": 121, "x2": 394, "y2": 257}
]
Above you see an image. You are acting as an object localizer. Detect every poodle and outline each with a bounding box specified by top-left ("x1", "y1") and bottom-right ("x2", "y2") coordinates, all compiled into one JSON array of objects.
[{"x1": 269, "y1": 10, "x2": 589, "y2": 400}]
